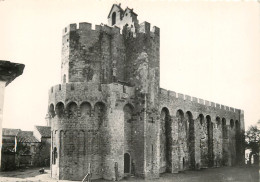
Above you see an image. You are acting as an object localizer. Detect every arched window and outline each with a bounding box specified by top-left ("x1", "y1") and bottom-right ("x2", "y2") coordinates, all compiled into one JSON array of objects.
[
  {"x1": 177, "y1": 109, "x2": 185, "y2": 129},
  {"x1": 216, "y1": 117, "x2": 221, "y2": 128},
  {"x1": 55, "y1": 102, "x2": 65, "y2": 118},
  {"x1": 80, "y1": 102, "x2": 91, "y2": 117},
  {"x1": 160, "y1": 107, "x2": 171, "y2": 173},
  {"x1": 124, "y1": 153, "x2": 130, "y2": 173},
  {"x1": 67, "y1": 102, "x2": 78, "y2": 118},
  {"x1": 124, "y1": 104, "x2": 134, "y2": 123},
  {"x1": 112, "y1": 12, "x2": 116, "y2": 25},
  {"x1": 52, "y1": 147, "x2": 57, "y2": 164}
]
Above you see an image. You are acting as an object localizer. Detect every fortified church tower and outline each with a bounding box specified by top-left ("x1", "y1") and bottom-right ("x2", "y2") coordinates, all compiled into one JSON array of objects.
[
  {"x1": 47, "y1": 4, "x2": 161, "y2": 180},
  {"x1": 47, "y1": 4, "x2": 244, "y2": 181}
]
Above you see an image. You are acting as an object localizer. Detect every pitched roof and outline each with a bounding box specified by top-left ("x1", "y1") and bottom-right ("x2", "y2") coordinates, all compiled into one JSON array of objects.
[
  {"x1": 124, "y1": 7, "x2": 137, "y2": 16},
  {"x1": 107, "y1": 4, "x2": 124, "y2": 18},
  {"x1": 35, "y1": 125, "x2": 51, "y2": 138},
  {"x1": 17, "y1": 131, "x2": 39, "y2": 143},
  {"x1": 2, "y1": 128, "x2": 21, "y2": 136}
]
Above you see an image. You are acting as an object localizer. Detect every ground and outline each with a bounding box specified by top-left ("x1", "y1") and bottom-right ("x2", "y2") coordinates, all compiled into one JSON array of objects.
[{"x1": 0, "y1": 166, "x2": 258, "y2": 182}]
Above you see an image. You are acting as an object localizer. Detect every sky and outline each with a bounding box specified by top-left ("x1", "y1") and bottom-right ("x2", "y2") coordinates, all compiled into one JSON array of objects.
[{"x1": 0, "y1": 0, "x2": 259, "y2": 131}]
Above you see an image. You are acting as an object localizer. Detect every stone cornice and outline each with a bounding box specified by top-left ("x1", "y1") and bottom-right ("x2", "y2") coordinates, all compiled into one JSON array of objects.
[{"x1": 0, "y1": 60, "x2": 25, "y2": 86}]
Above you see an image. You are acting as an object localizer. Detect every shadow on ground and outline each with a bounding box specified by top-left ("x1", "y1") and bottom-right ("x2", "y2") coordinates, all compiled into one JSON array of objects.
[
  {"x1": 0, "y1": 165, "x2": 258, "y2": 182},
  {"x1": 0, "y1": 167, "x2": 53, "y2": 181}
]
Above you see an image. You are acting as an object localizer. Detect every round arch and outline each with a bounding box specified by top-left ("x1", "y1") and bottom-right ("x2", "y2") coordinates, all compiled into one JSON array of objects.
[
  {"x1": 80, "y1": 102, "x2": 91, "y2": 117},
  {"x1": 216, "y1": 117, "x2": 221, "y2": 129},
  {"x1": 112, "y1": 12, "x2": 116, "y2": 25},
  {"x1": 124, "y1": 153, "x2": 131, "y2": 173},
  {"x1": 176, "y1": 109, "x2": 186, "y2": 130},
  {"x1": 160, "y1": 107, "x2": 171, "y2": 173},
  {"x1": 55, "y1": 102, "x2": 65, "y2": 118},
  {"x1": 123, "y1": 103, "x2": 134, "y2": 123},
  {"x1": 198, "y1": 114, "x2": 205, "y2": 125},
  {"x1": 66, "y1": 102, "x2": 78, "y2": 118}
]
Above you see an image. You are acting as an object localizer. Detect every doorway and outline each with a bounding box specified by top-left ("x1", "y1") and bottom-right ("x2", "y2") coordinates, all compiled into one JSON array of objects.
[{"x1": 124, "y1": 153, "x2": 130, "y2": 173}]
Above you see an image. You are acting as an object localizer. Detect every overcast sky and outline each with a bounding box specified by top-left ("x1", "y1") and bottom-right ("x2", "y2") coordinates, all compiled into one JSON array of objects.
[{"x1": 1, "y1": 0, "x2": 259, "y2": 131}]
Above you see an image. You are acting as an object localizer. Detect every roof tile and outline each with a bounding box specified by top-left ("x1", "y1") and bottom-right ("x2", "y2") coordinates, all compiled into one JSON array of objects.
[
  {"x1": 17, "y1": 131, "x2": 39, "y2": 143},
  {"x1": 35, "y1": 126, "x2": 51, "y2": 138},
  {"x1": 2, "y1": 128, "x2": 21, "y2": 136}
]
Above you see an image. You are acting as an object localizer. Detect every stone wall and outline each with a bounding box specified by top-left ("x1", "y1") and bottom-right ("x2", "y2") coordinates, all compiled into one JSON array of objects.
[
  {"x1": 49, "y1": 82, "x2": 244, "y2": 180},
  {"x1": 49, "y1": 83, "x2": 136, "y2": 180},
  {"x1": 158, "y1": 88, "x2": 244, "y2": 172},
  {"x1": 48, "y1": 5, "x2": 244, "y2": 181},
  {"x1": 60, "y1": 21, "x2": 159, "y2": 87}
]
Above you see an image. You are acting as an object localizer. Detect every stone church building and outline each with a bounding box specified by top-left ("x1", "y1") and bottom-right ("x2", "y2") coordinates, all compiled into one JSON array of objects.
[{"x1": 46, "y1": 4, "x2": 245, "y2": 181}]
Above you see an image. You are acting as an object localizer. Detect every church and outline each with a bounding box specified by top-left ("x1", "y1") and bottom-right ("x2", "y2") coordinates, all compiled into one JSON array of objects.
[{"x1": 46, "y1": 4, "x2": 244, "y2": 181}]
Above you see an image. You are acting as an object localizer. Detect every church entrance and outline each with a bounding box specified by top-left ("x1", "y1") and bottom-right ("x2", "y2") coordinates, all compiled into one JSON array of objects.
[{"x1": 124, "y1": 153, "x2": 131, "y2": 173}]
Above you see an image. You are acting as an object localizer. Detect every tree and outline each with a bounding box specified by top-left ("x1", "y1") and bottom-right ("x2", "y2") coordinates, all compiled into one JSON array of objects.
[{"x1": 245, "y1": 125, "x2": 260, "y2": 164}]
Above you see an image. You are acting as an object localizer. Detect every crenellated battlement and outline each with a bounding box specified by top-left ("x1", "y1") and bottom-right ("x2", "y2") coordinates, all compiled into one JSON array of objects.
[
  {"x1": 139, "y1": 21, "x2": 160, "y2": 36},
  {"x1": 61, "y1": 20, "x2": 160, "y2": 84},
  {"x1": 62, "y1": 22, "x2": 120, "y2": 35},
  {"x1": 159, "y1": 87, "x2": 242, "y2": 113},
  {"x1": 62, "y1": 21, "x2": 159, "y2": 38},
  {"x1": 49, "y1": 82, "x2": 135, "y2": 97}
]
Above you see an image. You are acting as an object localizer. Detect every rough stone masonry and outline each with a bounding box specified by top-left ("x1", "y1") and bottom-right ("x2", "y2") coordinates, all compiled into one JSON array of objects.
[{"x1": 46, "y1": 4, "x2": 245, "y2": 181}]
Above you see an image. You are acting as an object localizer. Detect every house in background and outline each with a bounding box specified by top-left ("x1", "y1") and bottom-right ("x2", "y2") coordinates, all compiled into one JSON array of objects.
[
  {"x1": 16, "y1": 130, "x2": 40, "y2": 167},
  {"x1": 1, "y1": 128, "x2": 20, "y2": 170},
  {"x1": 1, "y1": 126, "x2": 51, "y2": 170},
  {"x1": 34, "y1": 126, "x2": 51, "y2": 166}
]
